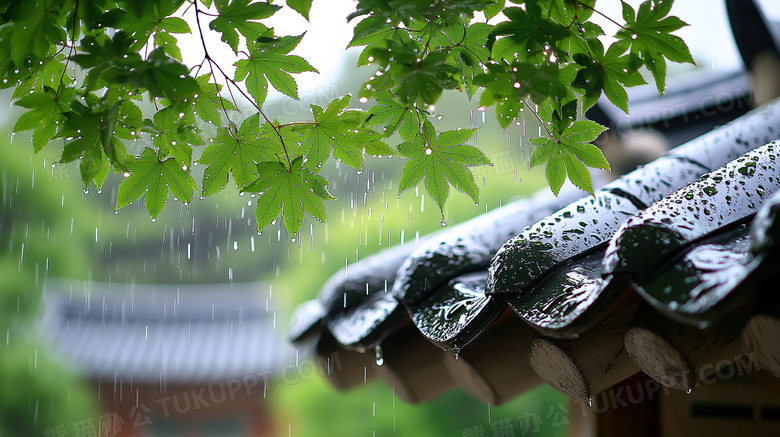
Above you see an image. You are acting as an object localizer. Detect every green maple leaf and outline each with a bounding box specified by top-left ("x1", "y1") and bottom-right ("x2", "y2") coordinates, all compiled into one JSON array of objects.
[
  {"x1": 242, "y1": 156, "x2": 336, "y2": 235},
  {"x1": 209, "y1": 0, "x2": 279, "y2": 52},
  {"x1": 292, "y1": 95, "x2": 396, "y2": 171},
  {"x1": 116, "y1": 148, "x2": 198, "y2": 218},
  {"x1": 149, "y1": 107, "x2": 203, "y2": 167},
  {"x1": 193, "y1": 74, "x2": 235, "y2": 124},
  {"x1": 13, "y1": 86, "x2": 69, "y2": 151},
  {"x1": 484, "y1": 0, "x2": 505, "y2": 19},
  {"x1": 537, "y1": 0, "x2": 597, "y2": 25},
  {"x1": 7, "y1": 52, "x2": 71, "y2": 99},
  {"x1": 154, "y1": 31, "x2": 182, "y2": 61},
  {"x1": 572, "y1": 39, "x2": 646, "y2": 113},
  {"x1": 198, "y1": 113, "x2": 277, "y2": 196},
  {"x1": 234, "y1": 34, "x2": 318, "y2": 106},
  {"x1": 365, "y1": 91, "x2": 417, "y2": 137},
  {"x1": 59, "y1": 108, "x2": 110, "y2": 190},
  {"x1": 615, "y1": 0, "x2": 694, "y2": 94},
  {"x1": 474, "y1": 62, "x2": 577, "y2": 128},
  {"x1": 59, "y1": 101, "x2": 129, "y2": 190},
  {"x1": 130, "y1": 48, "x2": 199, "y2": 99},
  {"x1": 397, "y1": 128, "x2": 490, "y2": 211},
  {"x1": 116, "y1": 3, "x2": 191, "y2": 43},
  {"x1": 286, "y1": 0, "x2": 312, "y2": 20},
  {"x1": 8, "y1": 4, "x2": 64, "y2": 66},
  {"x1": 348, "y1": 14, "x2": 403, "y2": 67},
  {"x1": 74, "y1": 35, "x2": 197, "y2": 100},
  {"x1": 530, "y1": 120, "x2": 609, "y2": 195},
  {"x1": 431, "y1": 18, "x2": 492, "y2": 98},
  {"x1": 394, "y1": 51, "x2": 459, "y2": 106},
  {"x1": 488, "y1": 4, "x2": 569, "y2": 62}
]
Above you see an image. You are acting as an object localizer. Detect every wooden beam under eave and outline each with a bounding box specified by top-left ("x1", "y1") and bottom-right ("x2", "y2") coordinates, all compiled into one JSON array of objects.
[
  {"x1": 624, "y1": 303, "x2": 752, "y2": 392},
  {"x1": 742, "y1": 291, "x2": 780, "y2": 377},
  {"x1": 376, "y1": 325, "x2": 456, "y2": 404},
  {"x1": 528, "y1": 302, "x2": 641, "y2": 402},
  {"x1": 443, "y1": 311, "x2": 543, "y2": 405},
  {"x1": 316, "y1": 331, "x2": 378, "y2": 391}
]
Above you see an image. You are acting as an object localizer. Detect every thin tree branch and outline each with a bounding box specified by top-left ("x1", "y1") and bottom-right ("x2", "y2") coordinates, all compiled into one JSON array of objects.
[
  {"x1": 193, "y1": 0, "x2": 292, "y2": 168},
  {"x1": 575, "y1": 1, "x2": 632, "y2": 31},
  {"x1": 57, "y1": 0, "x2": 79, "y2": 98}
]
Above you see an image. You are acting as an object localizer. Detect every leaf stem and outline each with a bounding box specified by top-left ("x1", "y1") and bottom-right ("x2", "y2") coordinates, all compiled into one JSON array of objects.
[
  {"x1": 523, "y1": 99, "x2": 557, "y2": 142},
  {"x1": 575, "y1": 1, "x2": 631, "y2": 31},
  {"x1": 57, "y1": 0, "x2": 79, "y2": 99}
]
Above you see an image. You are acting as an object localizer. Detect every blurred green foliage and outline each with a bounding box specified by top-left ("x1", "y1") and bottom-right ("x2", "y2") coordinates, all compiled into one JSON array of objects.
[
  {"x1": 0, "y1": 341, "x2": 99, "y2": 436},
  {"x1": 270, "y1": 377, "x2": 569, "y2": 437},
  {"x1": 0, "y1": 134, "x2": 100, "y2": 436}
]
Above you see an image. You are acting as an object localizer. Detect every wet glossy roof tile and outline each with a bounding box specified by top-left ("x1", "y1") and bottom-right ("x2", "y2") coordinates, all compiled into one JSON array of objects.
[
  {"x1": 631, "y1": 191, "x2": 780, "y2": 326},
  {"x1": 604, "y1": 142, "x2": 780, "y2": 278},
  {"x1": 326, "y1": 291, "x2": 404, "y2": 351},
  {"x1": 487, "y1": 190, "x2": 641, "y2": 298},
  {"x1": 503, "y1": 251, "x2": 634, "y2": 339},
  {"x1": 392, "y1": 186, "x2": 586, "y2": 307},
  {"x1": 407, "y1": 271, "x2": 505, "y2": 352}
]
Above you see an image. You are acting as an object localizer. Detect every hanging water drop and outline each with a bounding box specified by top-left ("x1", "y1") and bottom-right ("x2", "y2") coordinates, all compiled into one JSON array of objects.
[{"x1": 374, "y1": 345, "x2": 384, "y2": 366}]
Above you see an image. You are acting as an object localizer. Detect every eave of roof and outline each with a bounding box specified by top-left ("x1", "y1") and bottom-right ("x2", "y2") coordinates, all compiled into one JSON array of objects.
[{"x1": 290, "y1": 98, "x2": 780, "y2": 405}]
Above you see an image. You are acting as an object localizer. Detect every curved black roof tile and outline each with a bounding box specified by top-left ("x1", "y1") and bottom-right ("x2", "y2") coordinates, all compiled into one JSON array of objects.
[
  {"x1": 488, "y1": 98, "x2": 780, "y2": 300},
  {"x1": 391, "y1": 186, "x2": 586, "y2": 307},
  {"x1": 502, "y1": 251, "x2": 633, "y2": 339},
  {"x1": 288, "y1": 98, "x2": 780, "y2": 404},
  {"x1": 632, "y1": 190, "x2": 780, "y2": 326},
  {"x1": 750, "y1": 190, "x2": 780, "y2": 255},
  {"x1": 631, "y1": 224, "x2": 755, "y2": 325},
  {"x1": 317, "y1": 240, "x2": 424, "y2": 315},
  {"x1": 289, "y1": 298, "x2": 327, "y2": 342},
  {"x1": 486, "y1": 100, "x2": 780, "y2": 337},
  {"x1": 486, "y1": 154, "x2": 708, "y2": 300},
  {"x1": 326, "y1": 291, "x2": 405, "y2": 351},
  {"x1": 604, "y1": 142, "x2": 780, "y2": 278},
  {"x1": 290, "y1": 237, "x2": 431, "y2": 347},
  {"x1": 666, "y1": 98, "x2": 780, "y2": 170},
  {"x1": 331, "y1": 184, "x2": 589, "y2": 351},
  {"x1": 407, "y1": 271, "x2": 504, "y2": 352},
  {"x1": 486, "y1": 190, "x2": 641, "y2": 297}
]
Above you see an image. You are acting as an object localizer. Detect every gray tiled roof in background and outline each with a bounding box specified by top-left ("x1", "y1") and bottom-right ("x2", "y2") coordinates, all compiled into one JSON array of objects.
[{"x1": 38, "y1": 281, "x2": 290, "y2": 385}]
